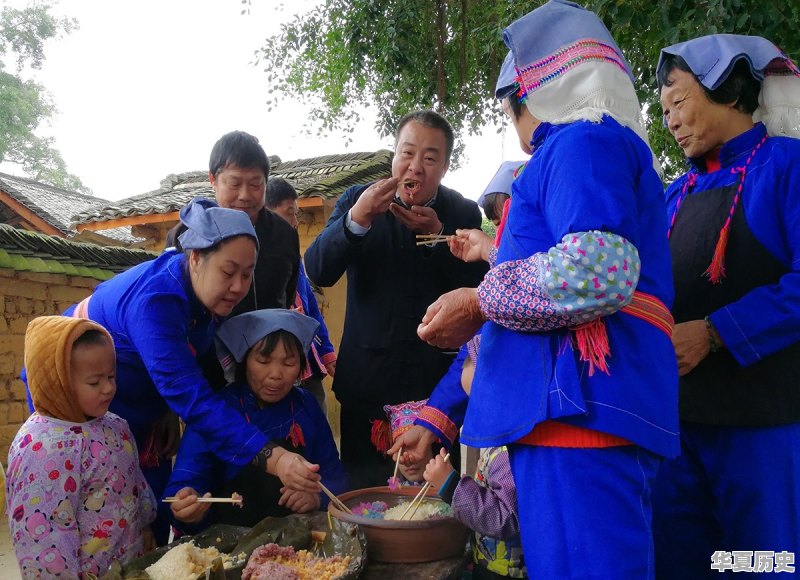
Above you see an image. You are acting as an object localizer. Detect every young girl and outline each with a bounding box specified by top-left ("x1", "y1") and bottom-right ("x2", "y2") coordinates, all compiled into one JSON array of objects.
[
  {"x1": 7, "y1": 316, "x2": 156, "y2": 578},
  {"x1": 423, "y1": 335, "x2": 526, "y2": 579},
  {"x1": 166, "y1": 309, "x2": 347, "y2": 531},
  {"x1": 372, "y1": 400, "x2": 434, "y2": 485}
]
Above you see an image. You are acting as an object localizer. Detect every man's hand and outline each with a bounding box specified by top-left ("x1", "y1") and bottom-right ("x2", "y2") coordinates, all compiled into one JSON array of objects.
[
  {"x1": 388, "y1": 203, "x2": 443, "y2": 234},
  {"x1": 350, "y1": 178, "x2": 399, "y2": 228},
  {"x1": 423, "y1": 447, "x2": 456, "y2": 491},
  {"x1": 418, "y1": 288, "x2": 485, "y2": 349},
  {"x1": 449, "y1": 229, "x2": 493, "y2": 263},
  {"x1": 169, "y1": 487, "x2": 211, "y2": 524},
  {"x1": 387, "y1": 425, "x2": 437, "y2": 466},
  {"x1": 270, "y1": 448, "x2": 322, "y2": 493},
  {"x1": 673, "y1": 320, "x2": 718, "y2": 376},
  {"x1": 278, "y1": 487, "x2": 321, "y2": 514}
]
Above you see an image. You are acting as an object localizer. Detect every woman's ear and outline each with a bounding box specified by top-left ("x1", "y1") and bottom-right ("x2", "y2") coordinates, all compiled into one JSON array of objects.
[{"x1": 187, "y1": 249, "x2": 201, "y2": 274}]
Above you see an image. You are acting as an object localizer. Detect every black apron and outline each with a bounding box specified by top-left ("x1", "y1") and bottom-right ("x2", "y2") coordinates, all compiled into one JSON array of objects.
[{"x1": 670, "y1": 181, "x2": 800, "y2": 426}]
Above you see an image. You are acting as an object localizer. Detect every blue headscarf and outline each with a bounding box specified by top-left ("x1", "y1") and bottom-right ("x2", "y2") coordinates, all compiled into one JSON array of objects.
[
  {"x1": 495, "y1": 0, "x2": 657, "y2": 169},
  {"x1": 217, "y1": 309, "x2": 320, "y2": 364},
  {"x1": 657, "y1": 34, "x2": 800, "y2": 138},
  {"x1": 177, "y1": 198, "x2": 259, "y2": 251},
  {"x1": 502, "y1": 0, "x2": 633, "y2": 102},
  {"x1": 657, "y1": 34, "x2": 798, "y2": 91},
  {"x1": 477, "y1": 161, "x2": 525, "y2": 207}
]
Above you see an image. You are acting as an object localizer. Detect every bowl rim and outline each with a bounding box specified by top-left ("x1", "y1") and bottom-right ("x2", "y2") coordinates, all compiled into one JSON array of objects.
[{"x1": 328, "y1": 486, "x2": 465, "y2": 530}]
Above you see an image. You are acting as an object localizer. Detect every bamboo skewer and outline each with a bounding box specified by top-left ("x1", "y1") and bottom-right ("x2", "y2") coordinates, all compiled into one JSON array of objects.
[
  {"x1": 400, "y1": 453, "x2": 450, "y2": 520},
  {"x1": 320, "y1": 482, "x2": 353, "y2": 514}
]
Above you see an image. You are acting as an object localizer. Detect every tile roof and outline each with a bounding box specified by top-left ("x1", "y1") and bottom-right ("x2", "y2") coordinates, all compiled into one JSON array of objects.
[
  {"x1": 73, "y1": 149, "x2": 394, "y2": 226},
  {"x1": 0, "y1": 224, "x2": 155, "y2": 280},
  {"x1": 0, "y1": 172, "x2": 140, "y2": 243}
]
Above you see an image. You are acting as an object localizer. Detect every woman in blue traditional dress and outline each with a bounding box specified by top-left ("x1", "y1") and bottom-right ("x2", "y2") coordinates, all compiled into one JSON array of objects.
[
  {"x1": 653, "y1": 34, "x2": 800, "y2": 576},
  {"x1": 38, "y1": 198, "x2": 322, "y2": 543},
  {"x1": 397, "y1": 1, "x2": 679, "y2": 577}
]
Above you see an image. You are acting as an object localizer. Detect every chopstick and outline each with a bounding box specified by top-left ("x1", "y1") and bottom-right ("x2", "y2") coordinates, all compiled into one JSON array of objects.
[
  {"x1": 400, "y1": 453, "x2": 450, "y2": 520},
  {"x1": 400, "y1": 482, "x2": 431, "y2": 519},
  {"x1": 320, "y1": 482, "x2": 353, "y2": 514},
  {"x1": 392, "y1": 446, "x2": 403, "y2": 481},
  {"x1": 163, "y1": 496, "x2": 242, "y2": 504},
  {"x1": 415, "y1": 234, "x2": 452, "y2": 246}
]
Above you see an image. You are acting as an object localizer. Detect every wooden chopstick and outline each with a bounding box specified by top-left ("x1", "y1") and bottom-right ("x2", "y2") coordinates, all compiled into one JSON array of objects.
[
  {"x1": 415, "y1": 239, "x2": 451, "y2": 246},
  {"x1": 415, "y1": 234, "x2": 451, "y2": 239},
  {"x1": 400, "y1": 482, "x2": 431, "y2": 520},
  {"x1": 400, "y1": 452, "x2": 450, "y2": 520},
  {"x1": 320, "y1": 482, "x2": 353, "y2": 514},
  {"x1": 163, "y1": 496, "x2": 242, "y2": 504},
  {"x1": 392, "y1": 446, "x2": 403, "y2": 481}
]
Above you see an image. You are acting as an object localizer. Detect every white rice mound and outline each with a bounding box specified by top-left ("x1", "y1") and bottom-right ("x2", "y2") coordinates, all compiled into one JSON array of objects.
[
  {"x1": 145, "y1": 541, "x2": 241, "y2": 580},
  {"x1": 383, "y1": 500, "x2": 452, "y2": 521}
]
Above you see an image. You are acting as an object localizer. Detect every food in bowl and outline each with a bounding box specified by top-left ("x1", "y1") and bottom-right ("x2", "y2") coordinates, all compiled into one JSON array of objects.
[
  {"x1": 352, "y1": 499, "x2": 453, "y2": 521},
  {"x1": 241, "y1": 543, "x2": 351, "y2": 580}
]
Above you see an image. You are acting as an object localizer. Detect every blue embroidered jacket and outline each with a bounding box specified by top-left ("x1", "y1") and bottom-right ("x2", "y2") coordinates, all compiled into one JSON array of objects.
[
  {"x1": 461, "y1": 118, "x2": 679, "y2": 458},
  {"x1": 68, "y1": 251, "x2": 268, "y2": 466}
]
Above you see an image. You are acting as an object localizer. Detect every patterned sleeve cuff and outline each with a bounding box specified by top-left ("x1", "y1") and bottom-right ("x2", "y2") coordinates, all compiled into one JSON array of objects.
[
  {"x1": 320, "y1": 352, "x2": 337, "y2": 365},
  {"x1": 416, "y1": 405, "x2": 459, "y2": 447},
  {"x1": 478, "y1": 231, "x2": 640, "y2": 332}
]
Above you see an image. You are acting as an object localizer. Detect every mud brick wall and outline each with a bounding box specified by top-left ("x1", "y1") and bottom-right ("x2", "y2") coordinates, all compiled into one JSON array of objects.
[{"x1": 0, "y1": 268, "x2": 98, "y2": 463}]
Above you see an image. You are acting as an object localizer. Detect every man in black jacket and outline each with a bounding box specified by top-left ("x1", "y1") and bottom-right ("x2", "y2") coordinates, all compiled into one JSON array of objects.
[
  {"x1": 166, "y1": 130, "x2": 300, "y2": 313},
  {"x1": 305, "y1": 111, "x2": 488, "y2": 488}
]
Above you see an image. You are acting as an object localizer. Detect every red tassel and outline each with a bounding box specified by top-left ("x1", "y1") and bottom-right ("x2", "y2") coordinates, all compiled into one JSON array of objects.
[
  {"x1": 139, "y1": 432, "x2": 160, "y2": 469},
  {"x1": 573, "y1": 318, "x2": 611, "y2": 376},
  {"x1": 288, "y1": 420, "x2": 305, "y2": 447},
  {"x1": 704, "y1": 226, "x2": 729, "y2": 284},
  {"x1": 370, "y1": 419, "x2": 392, "y2": 453}
]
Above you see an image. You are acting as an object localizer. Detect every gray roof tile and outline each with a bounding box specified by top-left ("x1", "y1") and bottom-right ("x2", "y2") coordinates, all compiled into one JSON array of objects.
[{"x1": 73, "y1": 150, "x2": 393, "y2": 226}]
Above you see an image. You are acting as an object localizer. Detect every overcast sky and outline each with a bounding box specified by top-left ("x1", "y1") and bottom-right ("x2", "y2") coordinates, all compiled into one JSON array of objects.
[{"x1": 8, "y1": 0, "x2": 525, "y2": 203}]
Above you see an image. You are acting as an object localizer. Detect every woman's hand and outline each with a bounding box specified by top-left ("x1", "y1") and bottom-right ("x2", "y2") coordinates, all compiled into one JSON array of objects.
[
  {"x1": 423, "y1": 447, "x2": 456, "y2": 490},
  {"x1": 449, "y1": 229, "x2": 493, "y2": 263},
  {"x1": 269, "y1": 448, "x2": 321, "y2": 493},
  {"x1": 169, "y1": 487, "x2": 211, "y2": 524},
  {"x1": 672, "y1": 320, "x2": 721, "y2": 376},
  {"x1": 387, "y1": 425, "x2": 437, "y2": 467},
  {"x1": 418, "y1": 288, "x2": 485, "y2": 349},
  {"x1": 278, "y1": 487, "x2": 321, "y2": 513}
]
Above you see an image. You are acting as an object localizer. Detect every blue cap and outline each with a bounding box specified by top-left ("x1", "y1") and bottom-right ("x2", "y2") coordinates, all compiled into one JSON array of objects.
[
  {"x1": 495, "y1": 51, "x2": 518, "y2": 99},
  {"x1": 657, "y1": 34, "x2": 795, "y2": 91},
  {"x1": 217, "y1": 309, "x2": 320, "y2": 363},
  {"x1": 477, "y1": 161, "x2": 525, "y2": 207},
  {"x1": 177, "y1": 198, "x2": 259, "y2": 251}
]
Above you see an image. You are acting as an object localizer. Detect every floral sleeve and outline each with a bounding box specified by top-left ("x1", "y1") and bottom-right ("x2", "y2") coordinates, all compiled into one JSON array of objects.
[{"x1": 478, "y1": 231, "x2": 640, "y2": 332}]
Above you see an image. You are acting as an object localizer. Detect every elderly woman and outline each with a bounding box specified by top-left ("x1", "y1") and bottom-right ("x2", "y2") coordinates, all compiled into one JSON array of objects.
[
  {"x1": 654, "y1": 35, "x2": 800, "y2": 575},
  {"x1": 407, "y1": 1, "x2": 679, "y2": 577},
  {"x1": 32, "y1": 198, "x2": 321, "y2": 543}
]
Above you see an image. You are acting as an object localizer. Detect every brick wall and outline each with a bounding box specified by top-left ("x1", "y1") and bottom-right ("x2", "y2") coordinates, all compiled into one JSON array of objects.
[{"x1": 0, "y1": 268, "x2": 99, "y2": 464}]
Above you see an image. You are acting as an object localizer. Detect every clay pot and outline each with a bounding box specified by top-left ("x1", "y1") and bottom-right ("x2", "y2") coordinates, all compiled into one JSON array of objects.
[{"x1": 327, "y1": 486, "x2": 469, "y2": 564}]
